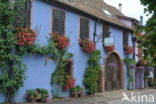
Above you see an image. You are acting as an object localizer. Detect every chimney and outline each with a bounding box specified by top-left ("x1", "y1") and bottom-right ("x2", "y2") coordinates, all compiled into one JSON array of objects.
[
  {"x1": 119, "y1": 3, "x2": 122, "y2": 12},
  {"x1": 140, "y1": 16, "x2": 143, "y2": 25}
]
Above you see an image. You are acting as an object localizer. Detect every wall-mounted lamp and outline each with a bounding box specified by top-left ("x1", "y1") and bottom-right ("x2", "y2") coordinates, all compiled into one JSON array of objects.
[{"x1": 94, "y1": 34, "x2": 98, "y2": 43}]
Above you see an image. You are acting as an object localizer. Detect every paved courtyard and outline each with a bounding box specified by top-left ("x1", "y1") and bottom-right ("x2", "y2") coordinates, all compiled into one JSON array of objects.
[{"x1": 24, "y1": 89, "x2": 156, "y2": 104}]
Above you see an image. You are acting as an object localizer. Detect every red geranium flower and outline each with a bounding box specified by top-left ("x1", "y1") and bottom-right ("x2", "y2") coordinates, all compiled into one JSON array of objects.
[
  {"x1": 16, "y1": 28, "x2": 37, "y2": 46},
  {"x1": 79, "y1": 39, "x2": 96, "y2": 54},
  {"x1": 124, "y1": 46, "x2": 134, "y2": 54},
  {"x1": 63, "y1": 77, "x2": 76, "y2": 90},
  {"x1": 51, "y1": 32, "x2": 70, "y2": 50},
  {"x1": 104, "y1": 45, "x2": 115, "y2": 52}
]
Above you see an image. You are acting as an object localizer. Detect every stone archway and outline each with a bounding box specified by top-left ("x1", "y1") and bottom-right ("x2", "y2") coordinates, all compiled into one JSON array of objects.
[{"x1": 104, "y1": 51, "x2": 124, "y2": 91}]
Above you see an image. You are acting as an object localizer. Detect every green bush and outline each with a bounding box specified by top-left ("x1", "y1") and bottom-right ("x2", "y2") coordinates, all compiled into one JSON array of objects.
[{"x1": 83, "y1": 50, "x2": 101, "y2": 94}]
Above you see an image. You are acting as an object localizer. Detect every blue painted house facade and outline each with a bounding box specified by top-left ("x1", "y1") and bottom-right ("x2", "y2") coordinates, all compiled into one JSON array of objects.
[{"x1": 0, "y1": 0, "x2": 139, "y2": 102}]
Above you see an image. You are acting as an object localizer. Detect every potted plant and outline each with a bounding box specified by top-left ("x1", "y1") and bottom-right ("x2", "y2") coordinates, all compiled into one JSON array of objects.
[
  {"x1": 40, "y1": 89, "x2": 49, "y2": 102},
  {"x1": 35, "y1": 88, "x2": 42, "y2": 100},
  {"x1": 25, "y1": 89, "x2": 37, "y2": 103},
  {"x1": 79, "y1": 39, "x2": 96, "y2": 54},
  {"x1": 50, "y1": 32, "x2": 70, "y2": 50},
  {"x1": 71, "y1": 85, "x2": 84, "y2": 97},
  {"x1": 104, "y1": 45, "x2": 115, "y2": 52},
  {"x1": 124, "y1": 46, "x2": 134, "y2": 54}
]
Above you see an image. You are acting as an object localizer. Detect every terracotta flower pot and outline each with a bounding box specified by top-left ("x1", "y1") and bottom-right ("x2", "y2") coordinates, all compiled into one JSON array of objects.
[{"x1": 36, "y1": 94, "x2": 41, "y2": 100}]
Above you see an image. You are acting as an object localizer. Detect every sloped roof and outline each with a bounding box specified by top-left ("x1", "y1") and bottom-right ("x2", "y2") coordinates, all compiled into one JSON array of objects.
[{"x1": 45, "y1": 0, "x2": 137, "y2": 31}]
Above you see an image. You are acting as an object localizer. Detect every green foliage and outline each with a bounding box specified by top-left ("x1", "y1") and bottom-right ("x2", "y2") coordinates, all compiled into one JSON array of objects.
[
  {"x1": 26, "y1": 89, "x2": 37, "y2": 98},
  {"x1": 0, "y1": 0, "x2": 27, "y2": 102},
  {"x1": 139, "y1": 0, "x2": 156, "y2": 64},
  {"x1": 51, "y1": 50, "x2": 73, "y2": 88},
  {"x1": 71, "y1": 85, "x2": 83, "y2": 92},
  {"x1": 83, "y1": 50, "x2": 101, "y2": 94},
  {"x1": 0, "y1": 0, "x2": 60, "y2": 103},
  {"x1": 123, "y1": 58, "x2": 136, "y2": 65},
  {"x1": 35, "y1": 88, "x2": 49, "y2": 100}
]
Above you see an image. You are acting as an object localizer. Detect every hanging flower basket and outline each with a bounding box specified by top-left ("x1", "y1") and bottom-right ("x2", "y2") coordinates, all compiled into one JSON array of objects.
[
  {"x1": 136, "y1": 33, "x2": 144, "y2": 37},
  {"x1": 16, "y1": 28, "x2": 37, "y2": 46},
  {"x1": 124, "y1": 46, "x2": 134, "y2": 54},
  {"x1": 63, "y1": 76, "x2": 76, "y2": 91},
  {"x1": 104, "y1": 45, "x2": 115, "y2": 52},
  {"x1": 51, "y1": 32, "x2": 70, "y2": 50},
  {"x1": 79, "y1": 39, "x2": 96, "y2": 54}
]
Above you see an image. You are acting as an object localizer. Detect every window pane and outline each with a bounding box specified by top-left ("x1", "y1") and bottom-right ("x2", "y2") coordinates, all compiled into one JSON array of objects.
[
  {"x1": 53, "y1": 9, "x2": 65, "y2": 34},
  {"x1": 103, "y1": 24, "x2": 110, "y2": 38},
  {"x1": 123, "y1": 31, "x2": 128, "y2": 46},
  {"x1": 80, "y1": 18, "x2": 89, "y2": 39}
]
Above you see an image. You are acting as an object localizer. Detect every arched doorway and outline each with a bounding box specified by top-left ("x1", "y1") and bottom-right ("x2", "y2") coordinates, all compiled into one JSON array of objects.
[{"x1": 104, "y1": 52, "x2": 124, "y2": 91}]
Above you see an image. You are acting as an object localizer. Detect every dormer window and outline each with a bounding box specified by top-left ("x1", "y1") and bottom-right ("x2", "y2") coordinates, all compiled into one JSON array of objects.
[
  {"x1": 66, "y1": 0, "x2": 76, "y2": 2},
  {"x1": 102, "y1": 9, "x2": 112, "y2": 17}
]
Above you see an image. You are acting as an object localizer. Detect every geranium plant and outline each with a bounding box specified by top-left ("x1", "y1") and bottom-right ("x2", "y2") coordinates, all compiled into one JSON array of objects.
[
  {"x1": 51, "y1": 32, "x2": 70, "y2": 50},
  {"x1": 16, "y1": 28, "x2": 37, "y2": 46},
  {"x1": 124, "y1": 46, "x2": 134, "y2": 54},
  {"x1": 79, "y1": 39, "x2": 96, "y2": 54},
  {"x1": 63, "y1": 76, "x2": 76, "y2": 90},
  {"x1": 104, "y1": 45, "x2": 115, "y2": 52}
]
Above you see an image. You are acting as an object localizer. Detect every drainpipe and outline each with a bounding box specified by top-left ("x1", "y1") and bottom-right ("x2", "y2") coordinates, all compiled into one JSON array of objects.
[
  {"x1": 132, "y1": 35, "x2": 136, "y2": 60},
  {"x1": 132, "y1": 34, "x2": 136, "y2": 90},
  {"x1": 94, "y1": 21, "x2": 97, "y2": 43}
]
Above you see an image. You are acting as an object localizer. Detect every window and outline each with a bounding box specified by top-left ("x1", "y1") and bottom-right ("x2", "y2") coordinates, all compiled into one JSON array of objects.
[
  {"x1": 25, "y1": 0, "x2": 31, "y2": 28},
  {"x1": 65, "y1": 60, "x2": 73, "y2": 76},
  {"x1": 103, "y1": 24, "x2": 110, "y2": 39},
  {"x1": 13, "y1": 0, "x2": 31, "y2": 27},
  {"x1": 123, "y1": 31, "x2": 129, "y2": 46},
  {"x1": 53, "y1": 9, "x2": 65, "y2": 34},
  {"x1": 103, "y1": 9, "x2": 112, "y2": 17},
  {"x1": 80, "y1": 17, "x2": 89, "y2": 39}
]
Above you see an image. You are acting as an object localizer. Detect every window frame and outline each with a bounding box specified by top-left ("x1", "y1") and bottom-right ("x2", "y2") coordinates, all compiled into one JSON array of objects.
[
  {"x1": 52, "y1": 8, "x2": 65, "y2": 35},
  {"x1": 25, "y1": 0, "x2": 32, "y2": 28},
  {"x1": 65, "y1": 60, "x2": 74, "y2": 77},
  {"x1": 79, "y1": 17, "x2": 90, "y2": 39},
  {"x1": 102, "y1": 24, "x2": 110, "y2": 42},
  {"x1": 123, "y1": 31, "x2": 129, "y2": 46}
]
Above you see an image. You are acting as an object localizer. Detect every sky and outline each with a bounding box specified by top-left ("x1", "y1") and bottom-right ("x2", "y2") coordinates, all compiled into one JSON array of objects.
[{"x1": 104, "y1": 0, "x2": 150, "y2": 25}]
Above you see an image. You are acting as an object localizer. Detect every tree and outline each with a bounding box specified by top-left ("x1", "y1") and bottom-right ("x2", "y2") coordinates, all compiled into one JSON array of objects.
[{"x1": 139, "y1": 0, "x2": 156, "y2": 64}]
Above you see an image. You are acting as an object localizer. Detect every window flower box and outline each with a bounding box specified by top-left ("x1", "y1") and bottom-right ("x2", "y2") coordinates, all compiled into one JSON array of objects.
[
  {"x1": 79, "y1": 39, "x2": 96, "y2": 54},
  {"x1": 16, "y1": 28, "x2": 37, "y2": 46},
  {"x1": 51, "y1": 32, "x2": 70, "y2": 50},
  {"x1": 104, "y1": 45, "x2": 115, "y2": 52},
  {"x1": 124, "y1": 46, "x2": 134, "y2": 54}
]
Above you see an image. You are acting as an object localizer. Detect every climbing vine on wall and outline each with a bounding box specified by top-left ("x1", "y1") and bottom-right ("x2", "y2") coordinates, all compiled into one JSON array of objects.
[
  {"x1": 83, "y1": 50, "x2": 101, "y2": 94},
  {"x1": 50, "y1": 33, "x2": 75, "y2": 91},
  {"x1": 0, "y1": 0, "x2": 60, "y2": 103}
]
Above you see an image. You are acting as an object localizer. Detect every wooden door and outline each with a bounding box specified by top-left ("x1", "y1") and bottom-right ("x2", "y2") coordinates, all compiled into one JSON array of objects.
[{"x1": 105, "y1": 53, "x2": 122, "y2": 91}]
